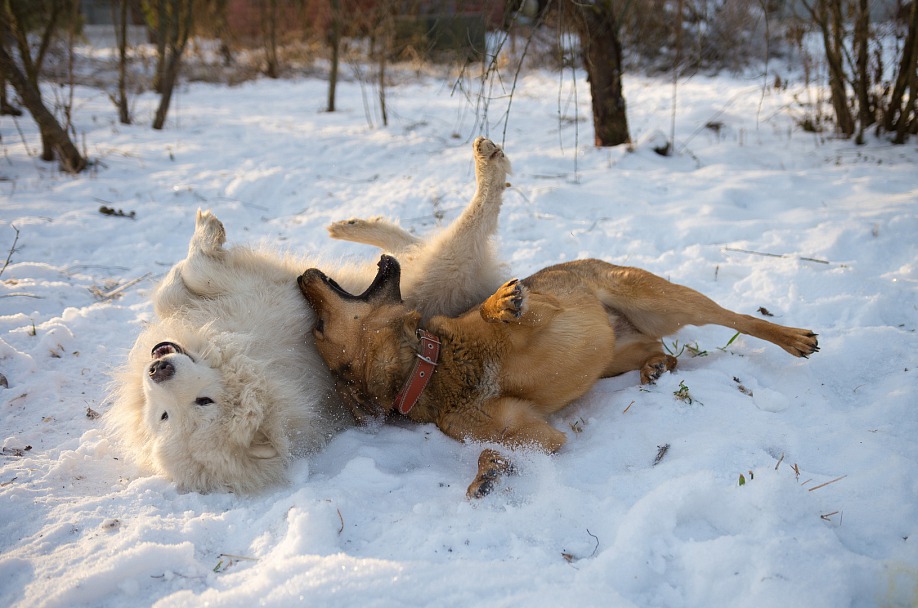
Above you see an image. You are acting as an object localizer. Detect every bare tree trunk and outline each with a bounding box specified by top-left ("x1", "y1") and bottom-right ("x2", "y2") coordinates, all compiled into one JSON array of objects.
[
  {"x1": 566, "y1": 0, "x2": 631, "y2": 147},
  {"x1": 153, "y1": 0, "x2": 168, "y2": 94},
  {"x1": 152, "y1": 0, "x2": 192, "y2": 130},
  {"x1": 327, "y1": 0, "x2": 340, "y2": 112},
  {"x1": 262, "y1": 0, "x2": 279, "y2": 78},
  {"x1": 0, "y1": 44, "x2": 86, "y2": 172},
  {"x1": 377, "y1": 10, "x2": 391, "y2": 127},
  {"x1": 895, "y1": 53, "x2": 918, "y2": 143},
  {"x1": 112, "y1": 0, "x2": 131, "y2": 124},
  {"x1": 668, "y1": 0, "x2": 685, "y2": 155},
  {"x1": 214, "y1": 0, "x2": 232, "y2": 66},
  {"x1": 886, "y1": 0, "x2": 918, "y2": 142},
  {"x1": 6, "y1": 0, "x2": 69, "y2": 160},
  {"x1": 805, "y1": 0, "x2": 855, "y2": 137},
  {"x1": 853, "y1": 0, "x2": 871, "y2": 144}
]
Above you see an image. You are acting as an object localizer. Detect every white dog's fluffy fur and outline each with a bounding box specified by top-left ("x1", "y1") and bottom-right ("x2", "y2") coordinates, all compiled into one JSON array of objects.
[{"x1": 106, "y1": 138, "x2": 511, "y2": 493}]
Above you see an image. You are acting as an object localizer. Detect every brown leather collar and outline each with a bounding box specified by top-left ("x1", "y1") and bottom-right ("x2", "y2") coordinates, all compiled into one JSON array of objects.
[{"x1": 394, "y1": 329, "x2": 440, "y2": 415}]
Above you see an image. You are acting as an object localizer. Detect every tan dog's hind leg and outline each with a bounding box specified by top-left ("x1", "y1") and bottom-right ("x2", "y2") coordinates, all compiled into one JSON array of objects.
[
  {"x1": 586, "y1": 263, "x2": 819, "y2": 358},
  {"x1": 640, "y1": 353, "x2": 680, "y2": 384}
]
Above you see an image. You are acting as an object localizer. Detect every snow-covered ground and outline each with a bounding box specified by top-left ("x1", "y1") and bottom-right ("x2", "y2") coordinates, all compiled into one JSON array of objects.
[{"x1": 1, "y1": 59, "x2": 916, "y2": 607}]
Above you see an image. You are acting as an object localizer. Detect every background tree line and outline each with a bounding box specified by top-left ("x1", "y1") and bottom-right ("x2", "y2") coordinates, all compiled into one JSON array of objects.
[{"x1": 2, "y1": 0, "x2": 916, "y2": 174}]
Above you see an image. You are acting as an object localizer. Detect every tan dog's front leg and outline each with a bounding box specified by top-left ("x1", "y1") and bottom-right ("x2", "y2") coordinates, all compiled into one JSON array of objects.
[
  {"x1": 467, "y1": 449, "x2": 515, "y2": 499},
  {"x1": 464, "y1": 397, "x2": 565, "y2": 498},
  {"x1": 439, "y1": 397, "x2": 567, "y2": 498}
]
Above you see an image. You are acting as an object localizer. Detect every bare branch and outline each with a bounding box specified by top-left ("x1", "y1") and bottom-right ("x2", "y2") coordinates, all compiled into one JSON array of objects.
[{"x1": 0, "y1": 224, "x2": 20, "y2": 279}]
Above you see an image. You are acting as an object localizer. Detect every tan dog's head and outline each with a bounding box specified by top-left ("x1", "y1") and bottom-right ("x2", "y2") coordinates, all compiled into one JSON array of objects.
[{"x1": 297, "y1": 255, "x2": 417, "y2": 422}]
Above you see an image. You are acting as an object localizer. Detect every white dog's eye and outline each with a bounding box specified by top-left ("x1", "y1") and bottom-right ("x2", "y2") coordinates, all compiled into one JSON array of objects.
[
  {"x1": 195, "y1": 397, "x2": 214, "y2": 406},
  {"x1": 160, "y1": 411, "x2": 169, "y2": 421}
]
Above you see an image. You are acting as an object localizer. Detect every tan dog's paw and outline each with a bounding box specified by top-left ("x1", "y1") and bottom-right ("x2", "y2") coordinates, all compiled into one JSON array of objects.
[
  {"x1": 466, "y1": 448, "x2": 515, "y2": 499},
  {"x1": 193, "y1": 209, "x2": 226, "y2": 254},
  {"x1": 480, "y1": 279, "x2": 527, "y2": 323},
  {"x1": 640, "y1": 354, "x2": 678, "y2": 384},
  {"x1": 780, "y1": 328, "x2": 819, "y2": 358}
]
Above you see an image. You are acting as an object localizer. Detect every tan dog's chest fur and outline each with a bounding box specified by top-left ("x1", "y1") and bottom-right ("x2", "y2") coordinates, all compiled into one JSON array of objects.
[
  {"x1": 415, "y1": 274, "x2": 617, "y2": 452},
  {"x1": 299, "y1": 256, "x2": 818, "y2": 498}
]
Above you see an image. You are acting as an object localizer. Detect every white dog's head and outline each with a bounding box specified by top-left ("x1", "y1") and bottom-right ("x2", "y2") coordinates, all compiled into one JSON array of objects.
[{"x1": 107, "y1": 319, "x2": 289, "y2": 493}]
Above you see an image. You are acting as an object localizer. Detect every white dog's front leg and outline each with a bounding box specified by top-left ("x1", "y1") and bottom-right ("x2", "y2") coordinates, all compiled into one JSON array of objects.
[
  {"x1": 403, "y1": 138, "x2": 511, "y2": 319},
  {"x1": 327, "y1": 216, "x2": 422, "y2": 254},
  {"x1": 153, "y1": 209, "x2": 230, "y2": 316}
]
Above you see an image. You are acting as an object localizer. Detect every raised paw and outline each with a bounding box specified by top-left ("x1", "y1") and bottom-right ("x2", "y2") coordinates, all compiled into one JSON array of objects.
[
  {"x1": 192, "y1": 209, "x2": 226, "y2": 254},
  {"x1": 474, "y1": 136, "x2": 504, "y2": 161},
  {"x1": 466, "y1": 448, "x2": 515, "y2": 499},
  {"x1": 327, "y1": 216, "x2": 421, "y2": 251},
  {"x1": 327, "y1": 217, "x2": 383, "y2": 240},
  {"x1": 640, "y1": 354, "x2": 679, "y2": 384},
  {"x1": 472, "y1": 137, "x2": 512, "y2": 187},
  {"x1": 480, "y1": 279, "x2": 527, "y2": 323}
]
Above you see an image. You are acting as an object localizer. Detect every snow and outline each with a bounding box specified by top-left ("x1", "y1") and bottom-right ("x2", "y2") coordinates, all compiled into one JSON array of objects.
[{"x1": 1, "y1": 60, "x2": 917, "y2": 607}]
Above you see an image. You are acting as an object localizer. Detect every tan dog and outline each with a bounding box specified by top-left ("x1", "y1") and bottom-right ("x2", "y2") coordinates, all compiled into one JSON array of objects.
[{"x1": 297, "y1": 255, "x2": 818, "y2": 498}]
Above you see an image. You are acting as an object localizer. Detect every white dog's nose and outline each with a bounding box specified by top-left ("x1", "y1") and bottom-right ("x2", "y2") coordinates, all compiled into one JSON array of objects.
[{"x1": 149, "y1": 360, "x2": 175, "y2": 383}]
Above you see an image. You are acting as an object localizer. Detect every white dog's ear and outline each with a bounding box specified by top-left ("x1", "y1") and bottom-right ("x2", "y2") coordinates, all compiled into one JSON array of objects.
[{"x1": 248, "y1": 430, "x2": 279, "y2": 459}]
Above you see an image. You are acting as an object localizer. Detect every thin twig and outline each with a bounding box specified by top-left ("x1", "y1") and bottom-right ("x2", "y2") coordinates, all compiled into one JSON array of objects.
[
  {"x1": 807, "y1": 475, "x2": 847, "y2": 492},
  {"x1": 586, "y1": 528, "x2": 599, "y2": 557},
  {"x1": 11, "y1": 116, "x2": 34, "y2": 157},
  {"x1": 218, "y1": 553, "x2": 258, "y2": 562},
  {"x1": 91, "y1": 273, "x2": 151, "y2": 300},
  {"x1": 500, "y1": 1, "x2": 550, "y2": 148},
  {"x1": 723, "y1": 247, "x2": 836, "y2": 265},
  {"x1": 0, "y1": 225, "x2": 20, "y2": 279}
]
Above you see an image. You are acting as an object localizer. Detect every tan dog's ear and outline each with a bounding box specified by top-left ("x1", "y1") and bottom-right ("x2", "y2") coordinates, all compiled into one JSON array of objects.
[
  {"x1": 363, "y1": 255, "x2": 402, "y2": 304},
  {"x1": 247, "y1": 430, "x2": 279, "y2": 459}
]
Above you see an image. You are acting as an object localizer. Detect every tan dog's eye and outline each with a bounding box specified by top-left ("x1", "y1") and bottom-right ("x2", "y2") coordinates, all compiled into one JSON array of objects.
[{"x1": 314, "y1": 318, "x2": 325, "y2": 336}]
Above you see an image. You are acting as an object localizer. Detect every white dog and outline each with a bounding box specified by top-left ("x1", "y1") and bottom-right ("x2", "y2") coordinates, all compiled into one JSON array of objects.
[{"x1": 106, "y1": 138, "x2": 511, "y2": 493}]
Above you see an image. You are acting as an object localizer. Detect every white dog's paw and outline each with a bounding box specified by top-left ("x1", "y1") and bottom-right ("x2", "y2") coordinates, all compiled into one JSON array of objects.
[
  {"x1": 474, "y1": 137, "x2": 504, "y2": 161},
  {"x1": 193, "y1": 209, "x2": 227, "y2": 253},
  {"x1": 473, "y1": 137, "x2": 512, "y2": 186},
  {"x1": 327, "y1": 217, "x2": 385, "y2": 241}
]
